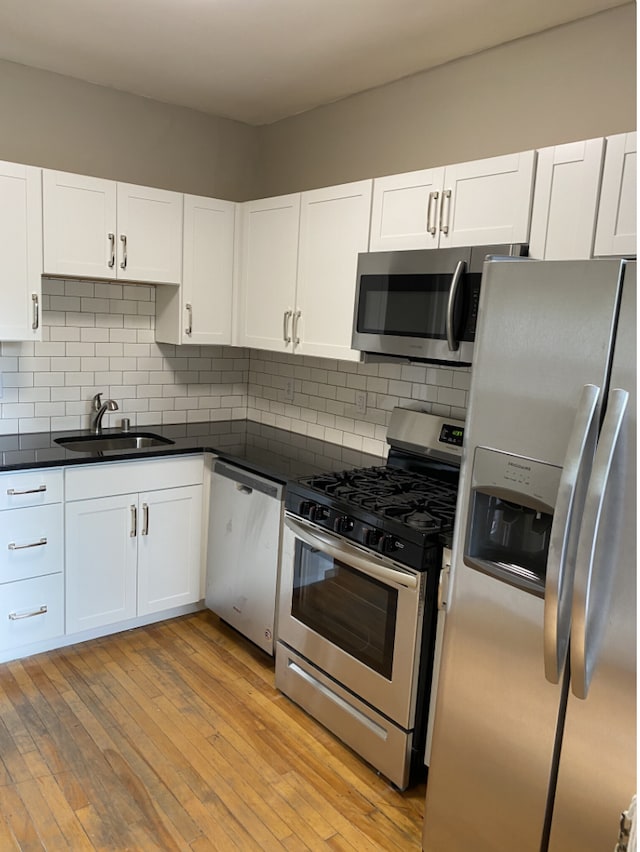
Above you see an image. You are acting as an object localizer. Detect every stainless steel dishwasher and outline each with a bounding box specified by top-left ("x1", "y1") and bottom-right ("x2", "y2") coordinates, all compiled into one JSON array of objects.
[{"x1": 205, "y1": 460, "x2": 284, "y2": 654}]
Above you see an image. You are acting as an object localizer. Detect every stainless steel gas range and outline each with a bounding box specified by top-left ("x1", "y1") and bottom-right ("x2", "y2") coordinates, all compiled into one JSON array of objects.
[{"x1": 275, "y1": 407, "x2": 463, "y2": 790}]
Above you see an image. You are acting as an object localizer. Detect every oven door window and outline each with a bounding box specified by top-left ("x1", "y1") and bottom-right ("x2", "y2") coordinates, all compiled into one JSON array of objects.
[{"x1": 292, "y1": 540, "x2": 398, "y2": 679}]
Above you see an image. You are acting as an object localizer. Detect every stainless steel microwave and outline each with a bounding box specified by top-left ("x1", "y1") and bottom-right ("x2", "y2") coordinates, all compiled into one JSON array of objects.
[{"x1": 351, "y1": 244, "x2": 528, "y2": 365}]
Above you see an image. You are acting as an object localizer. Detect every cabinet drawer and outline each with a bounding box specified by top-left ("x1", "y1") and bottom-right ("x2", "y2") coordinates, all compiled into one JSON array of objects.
[
  {"x1": 65, "y1": 455, "x2": 204, "y2": 501},
  {"x1": 0, "y1": 468, "x2": 63, "y2": 509},
  {"x1": 0, "y1": 504, "x2": 63, "y2": 583},
  {"x1": 0, "y1": 573, "x2": 64, "y2": 651}
]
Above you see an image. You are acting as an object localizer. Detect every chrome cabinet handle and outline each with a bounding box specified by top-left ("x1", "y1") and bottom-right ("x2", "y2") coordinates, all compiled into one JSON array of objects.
[
  {"x1": 141, "y1": 503, "x2": 149, "y2": 536},
  {"x1": 445, "y1": 261, "x2": 466, "y2": 352},
  {"x1": 439, "y1": 188, "x2": 452, "y2": 235},
  {"x1": 283, "y1": 310, "x2": 292, "y2": 344},
  {"x1": 293, "y1": 310, "x2": 302, "y2": 345},
  {"x1": 108, "y1": 232, "x2": 115, "y2": 268},
  {"x1": 120, "y1": 234, "x2": 127, "y2": 270},
  {"x1": 8, "y1": 537, "x2": 47, "y2": 551},
  {"x1": 544, "y1": 383, "x2": 600, "y2": 684},
  {"x1": 9, "y1": 605, "x2": 47, "y2": 621},
  {"x1": 130, "y1": 504, "x2": 137, "y2": 537},
  {"x1": 427, "y1": 191, "x2": 439, "y2": 236},
  {"x1": 7, "y1": 485, "x2": 46, "y2": 496},
  {"x1": 32, "y1": 294, "x2": 39, "y2": 330},
  {"x1": 185, "y1": 303, "x2": 193, "y2": 336},
  {"x1": 571, "y1": 388, "x2": 629, "y2": 700}
]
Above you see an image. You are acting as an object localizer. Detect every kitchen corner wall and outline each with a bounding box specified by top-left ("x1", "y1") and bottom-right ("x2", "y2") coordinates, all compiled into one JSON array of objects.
[
  {"x1": 0, "y1": 278, "x2": 249, "y2": 435},
  {"x1": 0, "y1": 279, "x2": 469, "y2": 453},
  {"x1": 247, "y1": 351, "x2": 469, "y2": 457}
]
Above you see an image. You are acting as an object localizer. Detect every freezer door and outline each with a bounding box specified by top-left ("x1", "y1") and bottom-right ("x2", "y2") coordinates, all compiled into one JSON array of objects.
[
  {"x1": 549, "y1": 266, "x2": 636, "y2": 852},
  {"x1": 423, "y1": 259, "x2": 625, "y2": 852}
]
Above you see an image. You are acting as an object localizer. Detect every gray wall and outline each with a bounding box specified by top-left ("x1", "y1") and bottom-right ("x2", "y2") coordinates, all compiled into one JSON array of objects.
[
  {"x1": 0, "y1": 59, "x2": 260, "y2": 201},
  {"x1": 0, "y1": 4, "x2": 635, "y2": 201},
  {"x1": 255, "y1": 4, "x2": 637, "y2": 196}
]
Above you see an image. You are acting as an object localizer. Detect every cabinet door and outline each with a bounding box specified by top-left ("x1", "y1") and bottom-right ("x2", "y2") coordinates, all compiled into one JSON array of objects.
[
  {"x1": 369, "y1": 168, "x2": 444, "y2": 251},
  {"x1": 439, "y1": 150, "x2": 536, "y2": 247},
  {"x1": 0, "y1": 162, "x2": 42, "y2": 341},
  {"x1": 137, "y1": 485, "x2": 202, "y2": 615},
  {"x1": 594, "y1": 132, "x2": 637, "y2": 257},
  {"x1": 116, "y1": 183, "x2": 183, "y2": 284},
  {"x1": 529, "y1": 138, "x2": 605, "y2": 260},
  {"x1": 295, "y1": 180, "x2": 372, "y2": 361},
  {"x1": 155, "y1": 195, "x2": 235, "y2": 345},
  {"x1": 237, "y1": 194, "x2": 300, "y2": 352},
  {"x1": 65, "y1": 495, "x2": 138, "y2": 634},
  {"x1": 42, "y1": 170, "x2": 117, "y2": 279}
]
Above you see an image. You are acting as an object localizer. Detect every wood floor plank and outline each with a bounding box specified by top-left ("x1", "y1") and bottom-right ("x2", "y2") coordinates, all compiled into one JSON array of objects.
[{"x1": 0, "y1": 612, "x2": 426, "y2": 850}]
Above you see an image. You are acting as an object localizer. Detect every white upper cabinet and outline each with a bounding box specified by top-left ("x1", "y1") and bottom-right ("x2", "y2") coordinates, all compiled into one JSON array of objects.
[
  {"x1": 369, "y1": 151, "x2": 536, "y2": 251},
  {"x1": 295, "y1": 180, "x2": 372, "y2": 361},
  {"x1": 155, "y1": 194, "x2": 236, "y2": 345},
  {"x1": 528, "y1": 138, "x2": 605, "y2": 260},
  {"x1": 116, "y1": 183, "x2": 183, "y2": 283},
  {"x1": 237, "y1": 193, "x2": 301, "y2": 353},
  {"x1": 0, "y1": 161, "x2": 43, "y2": 341},
  {"x1": 594, "y1": 132, "x2": 637, "y2": 257},
  {"x1": 369, "y1": 168, "x2": 445, "y2": 250},
  {"x1": 237, "y1": 181, "x2": 371, "y2": 360},
  {"x1": 42, "y1": 170, "x2": 183, "y2": 284}
]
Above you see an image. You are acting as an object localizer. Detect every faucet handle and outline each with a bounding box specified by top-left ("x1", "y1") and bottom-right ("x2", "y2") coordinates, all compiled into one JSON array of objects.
[{"x1": 92, "y1": 392, "x2": 103, "y2": 412}]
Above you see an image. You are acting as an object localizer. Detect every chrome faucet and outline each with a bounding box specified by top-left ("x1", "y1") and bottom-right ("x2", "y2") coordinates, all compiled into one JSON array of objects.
[{"x1": 91, "y1": 393, "x2": 119, "y2": 433}]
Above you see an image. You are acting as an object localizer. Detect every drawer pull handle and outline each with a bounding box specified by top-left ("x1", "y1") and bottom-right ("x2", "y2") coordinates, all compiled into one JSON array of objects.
[
  {"x1": 141, "y1": 503, "x2": 149, "y2": 536},
  {"x1": 9, "y1": 605, "x2": 48, "y2": 621},
  {"x1": 8, "y1": 537, "x2": 47, "y2": 551},
  {"x1": 130, "y1": 505, "x2": 137, "y2": 537},
  {"x1": 7, "y1": 485, "x2": 47, "y2": 496}
]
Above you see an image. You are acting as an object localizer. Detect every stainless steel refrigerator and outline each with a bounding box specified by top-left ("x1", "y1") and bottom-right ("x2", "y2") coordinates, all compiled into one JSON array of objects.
[{"x1": 423, "y1": 258, "x2": 636, "y2": 852}]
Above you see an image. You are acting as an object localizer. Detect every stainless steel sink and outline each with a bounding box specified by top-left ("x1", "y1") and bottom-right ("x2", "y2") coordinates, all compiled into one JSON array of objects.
[{"x1": 55, "y1": 432, "x2": 175, "y2": 452}]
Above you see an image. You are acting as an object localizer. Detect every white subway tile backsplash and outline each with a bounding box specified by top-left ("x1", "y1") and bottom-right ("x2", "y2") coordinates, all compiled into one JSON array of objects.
[{"x1": 0, "y1": 278, "x2": 469, "y2": 444}]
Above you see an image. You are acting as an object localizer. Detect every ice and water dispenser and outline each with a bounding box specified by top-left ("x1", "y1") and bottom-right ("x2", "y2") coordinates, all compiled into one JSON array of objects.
[{"x1": 464, "y1": 447, "x2": 562, "y2": 596}]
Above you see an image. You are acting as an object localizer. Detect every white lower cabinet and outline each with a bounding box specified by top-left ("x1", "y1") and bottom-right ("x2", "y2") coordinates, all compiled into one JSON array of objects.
[
  {"x1": 0, "y1": 468, "x2": 64, "y2": 654},
  {"x1": 65, "y1": 457, "x2": 203, "y2": 636}
]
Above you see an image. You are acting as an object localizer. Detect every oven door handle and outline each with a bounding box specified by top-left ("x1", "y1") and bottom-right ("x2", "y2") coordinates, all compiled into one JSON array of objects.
[{"x1": 284, "y1": 516, "x2": 418, "y2": 590}]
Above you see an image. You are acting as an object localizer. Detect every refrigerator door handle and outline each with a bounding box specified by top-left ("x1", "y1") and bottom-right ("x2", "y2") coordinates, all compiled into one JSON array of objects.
[
  {"x1": 570, "y1": 387, "x2": 629, "y2": 700},
  {"x1": 544, "y1": 383, "x2": 600, "y2": 683}
]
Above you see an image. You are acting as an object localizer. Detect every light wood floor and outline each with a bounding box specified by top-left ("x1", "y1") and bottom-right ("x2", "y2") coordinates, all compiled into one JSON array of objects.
[{"x1": 0, "y1": 611, "x2": 427, "y2": 850}]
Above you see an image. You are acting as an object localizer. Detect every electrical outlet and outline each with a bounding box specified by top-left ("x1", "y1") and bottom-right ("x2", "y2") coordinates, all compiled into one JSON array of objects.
[
  {"x1": 355, "y1": 391, "x2": 367, "y2": 415},
  {"x1": 285, "y1": 378, "x2": 295, "y2": 402}
]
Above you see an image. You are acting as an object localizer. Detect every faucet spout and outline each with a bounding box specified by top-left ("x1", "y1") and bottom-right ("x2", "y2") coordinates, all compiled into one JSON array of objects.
[{"x1": 91, "y1": 393, "x2": 119, "y2": 433}]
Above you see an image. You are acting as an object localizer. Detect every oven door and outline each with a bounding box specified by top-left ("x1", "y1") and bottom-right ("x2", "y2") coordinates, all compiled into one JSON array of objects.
[{"x1": 277, "y1": 513, "x2": 425, "y2": 729}]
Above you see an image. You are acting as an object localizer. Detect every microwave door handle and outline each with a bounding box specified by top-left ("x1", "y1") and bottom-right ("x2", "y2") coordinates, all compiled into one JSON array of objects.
[
  {"x1": 543, "y1": 383, "x2": 600, "y2": 684},
  {"x1": 570, "y1": 387, "x2": 629, "y2": 700},
  {"x1": 284, "y1": 516, "x2": 418, "y2": 590},
  {"x1": 446, "y1": 261, "x2": 466, "y2": 351}
]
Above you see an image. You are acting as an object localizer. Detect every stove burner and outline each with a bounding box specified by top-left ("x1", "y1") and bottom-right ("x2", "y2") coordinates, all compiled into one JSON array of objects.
[{"x1": 298, "y1": 463, "x2": 458, "y2": 539}]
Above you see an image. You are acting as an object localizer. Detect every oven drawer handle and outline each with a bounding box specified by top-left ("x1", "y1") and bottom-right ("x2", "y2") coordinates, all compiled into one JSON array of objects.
[{"x1": 285, "y1": 516, "x2": 418, "y2": 590}]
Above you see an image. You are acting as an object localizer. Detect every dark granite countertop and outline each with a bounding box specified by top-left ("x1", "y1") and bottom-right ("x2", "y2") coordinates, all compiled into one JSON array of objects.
[{"x1": 0, "y1": 420, "x2": 386, "y2": 484}]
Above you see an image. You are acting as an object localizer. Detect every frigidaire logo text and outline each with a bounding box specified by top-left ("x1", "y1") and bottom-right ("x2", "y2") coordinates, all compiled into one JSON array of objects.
[{"x1": 507, "y1": 461, "x2": 531, "y2": 471}]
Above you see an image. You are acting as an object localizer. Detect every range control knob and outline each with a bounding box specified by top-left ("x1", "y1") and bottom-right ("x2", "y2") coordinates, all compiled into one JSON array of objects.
[
  {"x1": 309, "y1": 504, "x2": 329, "y2": 522},
  {"x1": 333, "y1": 515, "x2": 354, "y2": 534},
  {"x1": 378, "y1": 534, "x2": 399, "y2": 554},
  {"x1": 299, "y1": 500, "x2": 317, "y2": 519},
  {"x1": 364, "y1": 528, "x2": 382, "y2": 548}
]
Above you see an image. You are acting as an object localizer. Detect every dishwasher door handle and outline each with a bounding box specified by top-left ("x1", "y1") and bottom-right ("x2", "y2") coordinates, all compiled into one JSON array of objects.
[{"x1": 236, "y1": 483, "x2": 253, "y2": 495}]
